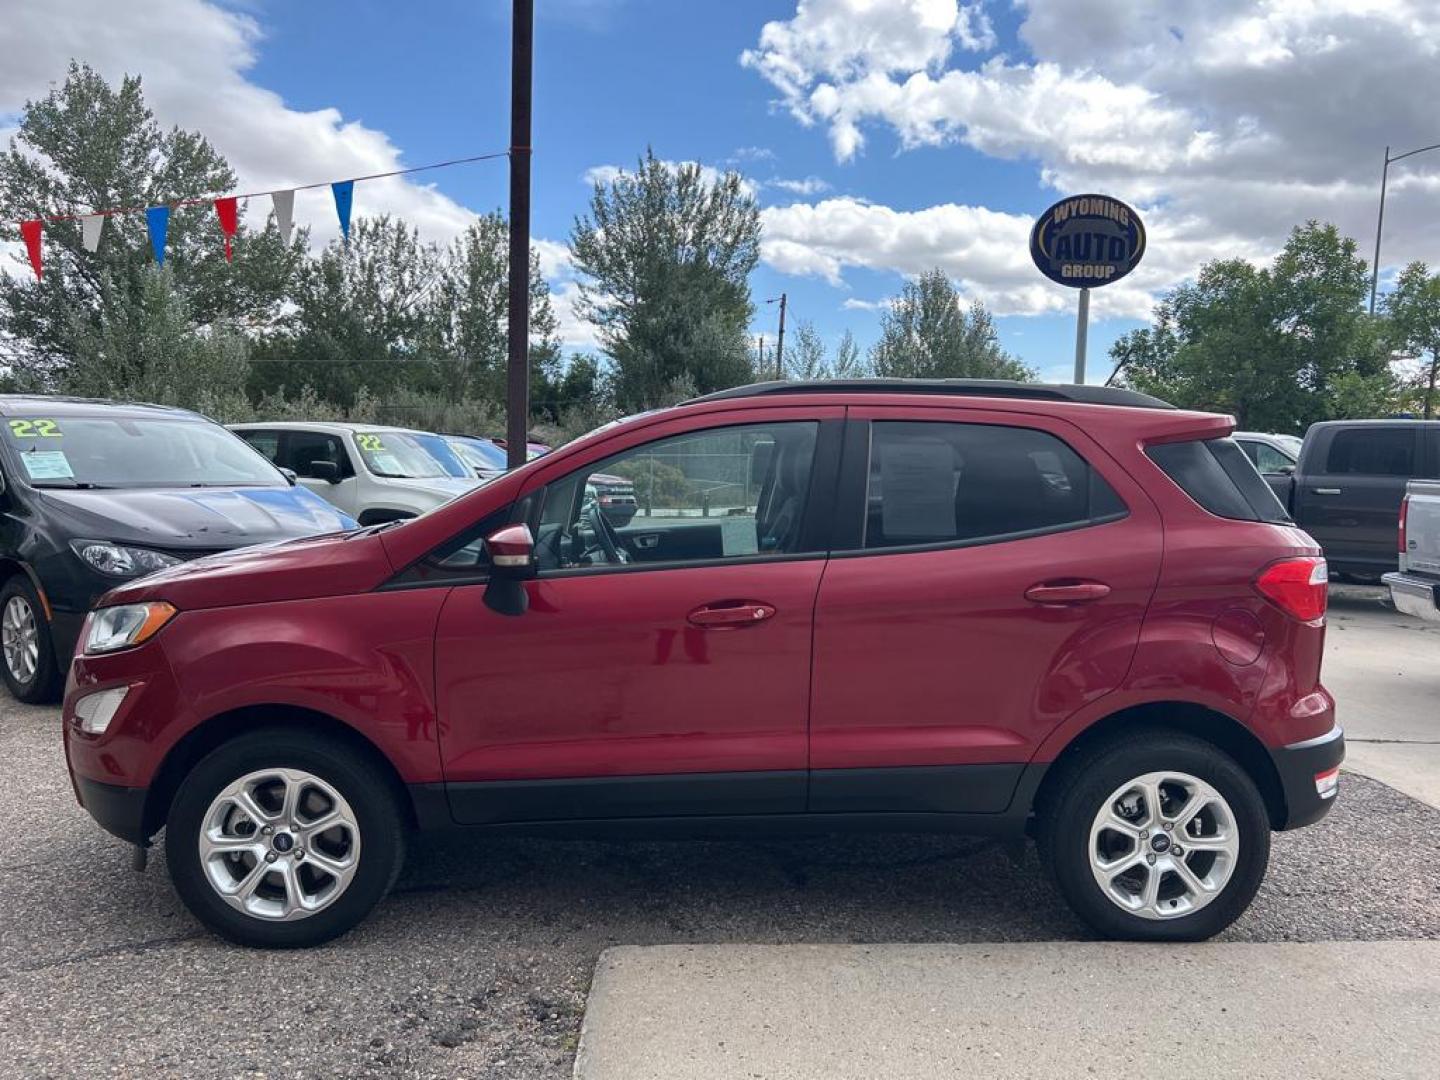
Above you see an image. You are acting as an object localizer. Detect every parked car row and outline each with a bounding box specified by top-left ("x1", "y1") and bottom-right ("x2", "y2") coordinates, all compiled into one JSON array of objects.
[{"x1": 0, "y1": 398, "x2": 533, "y2": 702}]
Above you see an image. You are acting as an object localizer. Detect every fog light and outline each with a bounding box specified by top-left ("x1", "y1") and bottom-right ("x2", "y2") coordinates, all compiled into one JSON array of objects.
[
  {"x1": 1314, "y1": 766, "x2": 1340, "y2": 800},
  {"x1": 73, "y1": 686, "x2": 130, "y2": 735}
]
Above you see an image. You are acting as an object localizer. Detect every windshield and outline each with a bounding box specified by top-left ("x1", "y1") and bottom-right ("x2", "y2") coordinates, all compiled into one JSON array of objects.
[
  {"x1": 1277, "y1": 435, "x2": 1303, "y2": 457},
  {"x1": 448, "y1": 436, "x2": 507, "y2": 472},
  {"x1": 352, "y1": 431, "x2": 451, "y2": 479},
  {"x1": 3, "y1": 414, "x2": 283, "y2": 489},
  {"x1": 408, "y1": 433, "x2": 472, "y2": 479}
]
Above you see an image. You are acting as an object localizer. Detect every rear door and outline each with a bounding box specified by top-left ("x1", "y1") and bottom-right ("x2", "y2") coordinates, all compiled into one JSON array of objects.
[
  {"x1": 808, "y1": 407, "x2": 1162, "y2": 814},
  {"x1": 1299, "y1": 425, "x2": 1420, "y2": 571}
]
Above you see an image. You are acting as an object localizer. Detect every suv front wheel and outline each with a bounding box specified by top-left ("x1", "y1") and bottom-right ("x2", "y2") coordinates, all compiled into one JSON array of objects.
[
  {"x1": 1040, "y1": 732, "x2": 1271, "y2": 941},
  {"x1": 165, "y1": 729, "x2": 405, "y2": 948}
]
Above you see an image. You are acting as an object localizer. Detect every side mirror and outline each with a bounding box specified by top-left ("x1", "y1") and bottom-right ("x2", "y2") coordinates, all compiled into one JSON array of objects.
[
  {"x1": 307, "y1": 460, "x2": 341, "y2": 483},
  {"x1": 279, "y1": 467, "x2": 298, "y2": 486},
  {"x1": 483, "y1": 523, "x2": 535, "y2": 616}
]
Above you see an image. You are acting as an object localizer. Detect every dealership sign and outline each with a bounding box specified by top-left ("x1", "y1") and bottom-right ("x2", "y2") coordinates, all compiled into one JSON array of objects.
[{"x1": 1029, "y1": 194, "x2": 1146, "y2": 288}]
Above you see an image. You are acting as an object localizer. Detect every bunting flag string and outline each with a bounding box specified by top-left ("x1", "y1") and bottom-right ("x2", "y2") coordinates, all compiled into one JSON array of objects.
[{"x1": 4, "y1": 148, "x2": 509, "y2": 280}]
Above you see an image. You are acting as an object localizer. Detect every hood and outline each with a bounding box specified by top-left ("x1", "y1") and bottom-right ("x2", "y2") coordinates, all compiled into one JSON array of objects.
[
  {"x1": 381, "y1": 476, "x2": 485, "y2": 504},
  {"x1": 36, "y1": 485, "x2": 356, "y2": 550},
  {"x1": 102, "y1": 528, "x2": 393, "y2": 611}
]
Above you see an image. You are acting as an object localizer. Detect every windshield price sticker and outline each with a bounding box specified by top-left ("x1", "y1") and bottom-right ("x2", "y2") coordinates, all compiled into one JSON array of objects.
[
  {"x1": 19, "y1": 450, "x2": 74, "y2": 480},
  {"x1": 356, "y1": 434, "x2": 386, "y2": 452},
  {"x1": 369, "y1": 452, "x2": 404, "y2": 475},
  {"x1": 7, "y1": 418, "x2": 63, "y2": 439}
]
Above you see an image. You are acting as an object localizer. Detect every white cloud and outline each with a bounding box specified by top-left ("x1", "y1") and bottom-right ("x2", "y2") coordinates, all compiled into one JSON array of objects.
[
  {"x1": 0, "y1": 0, "x2": 486, "y2": 250},
  {"x1": 583, "y1": 160, "x2": 758, "y2": 199},
  {"x1": 767, "y1": 176, "x2": 832, "y2": 196},
  {"x1": 760, "y1": 196, "x2": 1270, "y2": 320},
  {"x1": 841, "y1": 297, "x2": 885, "y2": 311},
  {"x1": 743, "y1": 0, "x2": 1440, "y2": 310}
]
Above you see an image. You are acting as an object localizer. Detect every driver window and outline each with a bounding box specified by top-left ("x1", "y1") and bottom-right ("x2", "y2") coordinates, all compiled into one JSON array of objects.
[{"x1": 534, "y1": 421, "x2": 820, "y2": 571}]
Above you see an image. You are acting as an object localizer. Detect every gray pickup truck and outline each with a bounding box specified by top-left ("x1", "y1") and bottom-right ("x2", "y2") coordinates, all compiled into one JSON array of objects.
[
  {"x1": 1384, "y1": 479, "x2": 1440, "y2": 622},
  {"x1": 1258, "y1": 420, "x2": 1440, "y2": 581}
]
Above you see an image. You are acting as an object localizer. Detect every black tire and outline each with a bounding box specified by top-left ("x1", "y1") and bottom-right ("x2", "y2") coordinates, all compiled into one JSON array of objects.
[
  {"x1": 165, "y1": 728, "x2": 405, "y2": 948},
  {"x1": 1038, "y1": 731, "x2": 1270, "y2": 942},
  {"x1": 0, "y1": 575, "x2": 61, "y2": 704}
]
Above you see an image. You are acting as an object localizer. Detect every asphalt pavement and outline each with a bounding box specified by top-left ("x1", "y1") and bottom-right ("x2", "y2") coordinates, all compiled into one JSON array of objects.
[{"x1": 0, "y1": 585, "x2": 1434, "y2": 1077}]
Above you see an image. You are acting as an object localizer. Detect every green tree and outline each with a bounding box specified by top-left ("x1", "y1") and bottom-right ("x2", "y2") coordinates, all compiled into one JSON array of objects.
[
  {"x1": 1118, "y1": 222, "x2": 1395, "y2": 430},
  {"x1": 426, "y1": 212, "x2": 562, "y2": 410},
  {"x1": 832, "y1": 329, "x2": 867, "y2": 378},
  {"x1": 1383, "y1": 261, "x2": 1440, "y2": 418},
  {"x1": 569, "y1": 149, "x2": 761, "y2": 409},
  {"x1": 0, "y1": 63, "x2": 297, "y2": 385},
  {"x1": 870, "y1": 269, "x2": 1032, "y2": 380},
  {"x1": 787, "y1": 320, "x2": 828, "y2": 379}
]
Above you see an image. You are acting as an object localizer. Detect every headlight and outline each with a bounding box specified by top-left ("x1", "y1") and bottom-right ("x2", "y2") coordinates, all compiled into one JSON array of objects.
[
  {"x1": 71, "y1": 540, "x2": 183, "y2": 578},
  {"x1": 84, "y1": 602, "x2": 177, "y2": 654}
]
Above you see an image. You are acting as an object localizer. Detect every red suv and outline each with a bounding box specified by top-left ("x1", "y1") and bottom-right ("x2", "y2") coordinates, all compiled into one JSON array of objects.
[{"x1": 63, "y1": 380, "x2": 1343, "y2": 947}]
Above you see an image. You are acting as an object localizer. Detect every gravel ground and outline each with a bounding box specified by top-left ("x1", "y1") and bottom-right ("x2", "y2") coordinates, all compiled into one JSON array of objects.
[{"x1": 2, "y1": 696, "x2": 1437, "y2": 1079}]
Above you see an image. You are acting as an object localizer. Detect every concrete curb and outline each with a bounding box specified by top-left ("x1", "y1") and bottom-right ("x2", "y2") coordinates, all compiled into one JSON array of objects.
[{"x1": 575, "y1": 940, "x2": 1440, "y2": 1079}]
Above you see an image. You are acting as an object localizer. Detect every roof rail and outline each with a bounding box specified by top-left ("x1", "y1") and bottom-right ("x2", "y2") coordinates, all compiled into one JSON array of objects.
[{"x1": 683, "y1": 379, "x2": 1174, "y2": 410}]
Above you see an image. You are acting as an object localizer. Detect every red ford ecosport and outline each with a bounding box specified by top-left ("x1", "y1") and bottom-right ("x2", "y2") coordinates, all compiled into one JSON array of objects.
[{"x1": 63, "y1": 380, "x2": 1343, "y2": 948}]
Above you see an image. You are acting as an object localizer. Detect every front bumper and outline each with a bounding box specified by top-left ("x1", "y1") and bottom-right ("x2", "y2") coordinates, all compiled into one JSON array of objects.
[
  {"x1": 1269, "y1": 724, "x2": 1345, "y2": 829},
  {"x1": 73, "y1": 775, "x2": 150, "y2": 844},
  {"x1": 1383, "y1": 571, "x2": 1440, "y2": 623}
]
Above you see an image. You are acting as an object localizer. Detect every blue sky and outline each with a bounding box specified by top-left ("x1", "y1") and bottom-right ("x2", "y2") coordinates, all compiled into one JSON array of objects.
[
  {"x1": 240, "y1": 0, "x2": 1136, "y2": 381},
  {"x1": 5, "y1": 0, "x2": 1439, "y2": 387}
]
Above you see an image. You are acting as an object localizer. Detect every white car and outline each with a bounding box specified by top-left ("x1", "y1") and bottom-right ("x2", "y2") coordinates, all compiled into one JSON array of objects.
[{"x1": 229, "y1": 422, "x2": 483, "y2": 525}]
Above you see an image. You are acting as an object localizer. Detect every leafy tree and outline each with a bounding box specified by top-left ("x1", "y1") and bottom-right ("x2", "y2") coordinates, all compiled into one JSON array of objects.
[
  {"x1": 0, "y1": 63, "x2": 298, "y2": 384},
  {"x1": 831, "y1": 329, "x2": 867, "y2": 378},
  {"x1": 870, "y1": 269, "x2": 1032, "y2": 381},
  {"x1": 1117, "y1": 222, "x2": 1395, "y2": 430},
  {"x1": 570, "y1": 149, "x2": 760, "y2": 409},
  {"x1": 427, "y1": 212, "x2": 561, "y2": 410},
  {"x1": 787, "y1": 320, "x2": 828, "y2": 380},
  {"x1": 1383, "y1": 261, "x2": 1440, "y2": 418}
]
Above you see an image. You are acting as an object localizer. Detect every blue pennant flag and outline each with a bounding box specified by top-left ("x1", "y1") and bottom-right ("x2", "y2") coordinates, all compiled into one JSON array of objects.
[
  {"x1": 145, "y1": 206, "x2": 170, "y2": 266},
  {"x1": 331, "y1": 180, "x2": 354, "y2": 244}
]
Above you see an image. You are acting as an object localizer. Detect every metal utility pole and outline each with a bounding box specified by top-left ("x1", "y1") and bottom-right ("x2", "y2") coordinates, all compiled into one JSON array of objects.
[
  {"x1": 768, "y1": 293, "x2": 788, "y2": 380},
  {"x1": 505, "y1": 0, "x2": 534, "y2": 469},
  {"x1": 1073, "y1": 287, "x2": 1090, "y2": 384},
  {"x1": 1370, "y1": 141, "x2": 1440, "y2": 315}
]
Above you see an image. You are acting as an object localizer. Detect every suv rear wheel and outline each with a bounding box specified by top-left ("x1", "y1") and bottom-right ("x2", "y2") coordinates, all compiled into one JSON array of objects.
[
  {"x1": 1039, "y1": 732, "x2": 1270, "y2": 941},
  {"x1": 0, "y1": 575, "x2": 60, "y2": 704},
  {"x1": 165, "y1": 729, "x2": 404, "y2": 948}
]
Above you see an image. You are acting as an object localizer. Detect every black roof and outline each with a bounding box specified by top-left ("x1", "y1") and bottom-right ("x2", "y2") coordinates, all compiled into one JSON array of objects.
[
  {"x1": 684, "y1": 379, "x2": 1175, "y2": 410},
  {"x1": 0, "y1": 395, "x2": 199, "y2": 419}
]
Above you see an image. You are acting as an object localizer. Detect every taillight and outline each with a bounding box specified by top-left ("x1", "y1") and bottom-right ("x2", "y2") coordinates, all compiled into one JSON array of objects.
[
  {"x1": 1398, "y1": 494, "x2": 1409, "y2": 554},
  {"x1": 1255, "y1": 557, "x2": 1328, "y2": 622}
]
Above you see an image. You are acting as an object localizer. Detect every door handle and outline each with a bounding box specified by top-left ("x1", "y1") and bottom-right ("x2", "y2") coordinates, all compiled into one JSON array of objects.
[
  {"x1": 1314, "y1": 488, "x2": 1342, "y2": 495},
  {"x1": 687, "y1": 601, "x2": 776, "y2": 627},
  {"x1": 1024, "y1": 581, "x2": 1111, "y2": 605},
  {"x1": 634, "y1": 534, "x2": 660, "y2": 549}
]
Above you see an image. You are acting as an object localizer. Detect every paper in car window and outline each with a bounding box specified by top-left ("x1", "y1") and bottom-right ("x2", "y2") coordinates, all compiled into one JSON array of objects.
[
  {"x1": 880, "y1": 438, "x2": 955, "y2": 539},
  {"x1": 721, "y1": 515, "x2": 759, "y2": 556},
  {"x1": 369, "y1": 452, "x2": 404, "y2": 475},
  {"x1": 20, "y1": 450, "x2": 75, "y2": 480}
]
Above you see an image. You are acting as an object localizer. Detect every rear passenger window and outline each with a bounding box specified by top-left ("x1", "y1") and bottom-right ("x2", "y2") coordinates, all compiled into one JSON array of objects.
[
  {"x1": 864, "y1": 422, "x2": 1126, "y2": 550},
  {"x1": 1325, "y1": 428, "x2": 1415, "y2": 477},
  {"x1": 1147, "y1": 438, "x2": 1291, "y2": 523}
]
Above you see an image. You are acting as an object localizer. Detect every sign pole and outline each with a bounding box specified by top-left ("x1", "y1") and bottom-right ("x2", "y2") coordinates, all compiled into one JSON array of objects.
[
  {"x1": 1073, "y1": 286, "x2": 1090, "y2": 384},
  {"x1": 505, "y1": 0, "x2": 534, "y2": 470}
]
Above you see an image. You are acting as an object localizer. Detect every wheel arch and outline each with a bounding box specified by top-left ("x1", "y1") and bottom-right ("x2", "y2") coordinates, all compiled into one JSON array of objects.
[
  {"x1": 142, "y1": 703, "x2": 426, "y2": 839},
  {"x1": 1029, "y1": 701, "x2": 1288, "y2": 831}
]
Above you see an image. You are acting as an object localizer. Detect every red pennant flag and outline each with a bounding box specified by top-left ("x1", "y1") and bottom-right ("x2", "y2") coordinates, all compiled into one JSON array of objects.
[
  {"x1": 214, "y1": 196, "x2": 238, "y2": 261},
  {"x1": 20, "y1": 219, "x2": 43, "y2": 281}
]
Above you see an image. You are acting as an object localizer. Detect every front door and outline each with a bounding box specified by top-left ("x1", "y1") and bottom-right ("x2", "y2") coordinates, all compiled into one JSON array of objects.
[
  {"x1": 809, "y1": 408, "x2": 1163, "y2": 814},
  {"x1": 433, "y1": 410, "x2": 841, "y2": 825}
]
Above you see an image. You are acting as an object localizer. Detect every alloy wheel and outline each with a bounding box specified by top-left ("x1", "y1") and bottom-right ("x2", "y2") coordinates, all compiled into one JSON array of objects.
[
  {"x1": 199, "y1": 767, "x2": 362, "y2": 921},
  {"x1": 2, "y1": 595, "x2": 39, "y2": 686},
  {"x1": 1088, "y1": 770, "x2": 1240, "y2": 920}
]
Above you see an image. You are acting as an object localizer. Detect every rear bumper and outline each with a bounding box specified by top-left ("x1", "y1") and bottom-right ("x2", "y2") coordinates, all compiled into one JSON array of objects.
[
  {"x1": 1269, "y1": 724, "x2": 1345, "y2": 829},
  {"x1": 1383, "y1": 572, "x2": 1440, "y2": 623},
  {"x1": 73, "y1": 775, "x2": 150, "y2": 844}
]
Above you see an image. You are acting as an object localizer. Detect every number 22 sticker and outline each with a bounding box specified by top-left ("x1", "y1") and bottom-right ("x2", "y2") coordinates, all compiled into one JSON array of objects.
[{"x1": 8, "y1": 419, "x2": 61, "y2": 438}]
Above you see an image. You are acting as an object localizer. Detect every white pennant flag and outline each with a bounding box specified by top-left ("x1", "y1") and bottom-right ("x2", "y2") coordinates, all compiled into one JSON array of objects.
[
  {"x1": 80, "y1": 214, "x2": 104, "y2": 252},
  {"x1": 271, "y1": 189, "x2": 295, "y2": 245}
]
